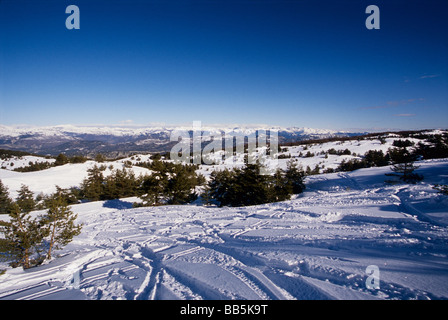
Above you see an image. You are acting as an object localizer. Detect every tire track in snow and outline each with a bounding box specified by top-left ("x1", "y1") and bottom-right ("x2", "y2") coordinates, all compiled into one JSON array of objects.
[
  {"x1": 153, "y1": 240, "x2": 280, "y2": 300},
  {"x1": 231, "y1": 221, "x2": 269, "y2": 238},
  {"x1": 131, "y1": 244, "x2": 164, "y2": 300},
  {"x1": 166, "y1": 246, "x2": 205, "y2": 259},
  {"x1": 181, "y1": 238, "x2": 298, "y2": 300},
  {"x1": 0, "y1": 281, "x2": 66, "y2": 300},
  {"x1": 15, "y1": 283, "x2": 67, "y2": 300},
  {"x1": 162, "y1": 266, "x2": 230, "y2": 300},
  {"x1": 234, "y1": 265, "x2": 295, "y2": 300}
]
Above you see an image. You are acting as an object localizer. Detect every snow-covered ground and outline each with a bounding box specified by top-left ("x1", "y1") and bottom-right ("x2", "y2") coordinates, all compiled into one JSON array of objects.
[
  {"x1": 1, "y1": 156, "x2": 448, "y2": 300},
  {"x1": 0, "y1": 155, "x2": 55, "y2": 171},
  {"x1": 0, "y1": 160, "x2": 151, "y2": 199}
]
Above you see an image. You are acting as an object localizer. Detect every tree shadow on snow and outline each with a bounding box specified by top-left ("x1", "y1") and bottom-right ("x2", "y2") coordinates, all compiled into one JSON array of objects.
[{"x1": 102, "y1": 199, "x2": 134, "y2": 210}]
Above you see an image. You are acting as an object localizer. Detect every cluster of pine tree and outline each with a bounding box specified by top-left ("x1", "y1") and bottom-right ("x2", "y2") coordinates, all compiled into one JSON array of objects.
[
  {"x1": 54, "y1": 153, "x2": 89, "y2": 166},
  {"x1": 337, "y1": 149, "x2": 390, "y2": 172},
  {"x1": 335, "y1": 142, "x2": 424, "y2": 183},
  {"x1": 203, "y1": 160, "x2": 305, "y2": 207},
  {"x1": 385, "y1": 134, "x2": 448, "y2": 182},
  {"x1": 138, "y1": 160, "x2": 205, "y2": 206},
  {"x1": 6, "y1": 153, "x2": 88, "y2": 173},
  {"x1": 414, "y1": 134, "x2": 448, "y2": 160},
  {"x1": 80, "y1": 165, "x2": 141, "y2": 201},
  {"x1": 0, "y1": 181, "x2": 82, "y2": 269},
  {"x1": 388, "y1": 147, "x2": 423, "y2": 183},
  {"x1": 78, "y1": 161, "x2": 205, "y2": 206},
  {"x1": 13, "y1": 161, "x2": 54, "y2": 172}
]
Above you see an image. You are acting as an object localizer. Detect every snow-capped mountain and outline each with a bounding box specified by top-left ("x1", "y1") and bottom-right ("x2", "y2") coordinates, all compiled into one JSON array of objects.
[{"x1": 0, "y1": 124, "x2": 365, "y2": 156}]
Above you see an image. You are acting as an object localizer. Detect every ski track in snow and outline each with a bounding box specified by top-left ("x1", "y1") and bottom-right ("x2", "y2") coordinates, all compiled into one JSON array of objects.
[{"x1": 1, "y1": 160, "x2": 448, "y2": 300}]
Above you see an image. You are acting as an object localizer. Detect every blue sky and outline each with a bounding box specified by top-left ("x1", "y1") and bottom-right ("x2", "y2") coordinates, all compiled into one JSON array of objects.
[{"x1": 0, "y1": 0, "x2": 447, "y2": 130}]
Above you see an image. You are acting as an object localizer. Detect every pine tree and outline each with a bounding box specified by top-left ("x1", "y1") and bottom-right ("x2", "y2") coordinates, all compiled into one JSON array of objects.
[
  {"x1": 94, "y1": 153, "x2": 107, "y2": 163},
  {"x1": 389, "y1": 147, "x2": 423, "y2": 183},
  {"x1": 54, "y1": 153, "x2": 69, "y2": 166},
  {"x1": 364, "y1": 150, "x2": 389, "y2": 167},
  {"x1": 228, "y1": 162, "x2": 270, "y2": 207},
  {"x1": 41, "y1": 191, "x2": 82, "y2": 260},
  {"x1": 81, "y1": 165, "x2": 105, "y2": 200},
  {"x1": 270, "y1": 168, "x2": 291, "y2": 202},
  {"x1": 0, "y1": 202, "x2": 47, "y2": 269},
  {"x1": 54, "y1": 185, "x2": 80, "y2": 205},
  {"x1": 166, "y1": 164, "x2": 200, "y2": 204},
  {"x1": 0, "y1": 180, "x2": 13, "y2": 215},
  {"x1": 305, "y1": 166, "x2": 312, "y2": 176},
  {"x1": 140, "y1": 173, "x2": 166, "y2": 206},
  {"x1": 16, "y1": 184, "x2": 36, "y2": 213},
  {"x1": 284, "y1": 160, "x2": 306, "y2": 194},
  {"x1": 310, "y1": 164, "x2": 320, "y2": 175},
  {"x1": 203, "y1": 169, "x2": 236, "y2": 207}
]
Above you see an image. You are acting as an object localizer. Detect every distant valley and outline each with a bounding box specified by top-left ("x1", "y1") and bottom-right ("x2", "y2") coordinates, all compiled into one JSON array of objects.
[{"x1": 0, "y1": 124, "x2": 366, "y2": 157}]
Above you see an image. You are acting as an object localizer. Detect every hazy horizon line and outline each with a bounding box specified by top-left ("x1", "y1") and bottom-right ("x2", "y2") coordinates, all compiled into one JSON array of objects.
[{"x1": 1, "y1": 122, "x2": 445, "y2": 134}]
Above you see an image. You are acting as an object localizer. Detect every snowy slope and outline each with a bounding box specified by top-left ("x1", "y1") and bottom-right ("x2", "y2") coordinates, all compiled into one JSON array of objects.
[
  {"x1": 1, "y1": 155, "x2": 55, "y2": 171},
  {"x1": 0, "y1": 160, "x2": 151, "y2": 199},
  {"x1": 1, "y1": 159, "x2": 448, "y2": 300}
]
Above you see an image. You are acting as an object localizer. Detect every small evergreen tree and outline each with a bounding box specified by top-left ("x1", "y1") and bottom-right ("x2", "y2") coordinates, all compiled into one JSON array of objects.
[
  {"x1": 41, "y1": 191, "x2": 82, "y2": 260},
  {"x1": 270, "y1": 168, "x2": 292, "y2": 202},
  {"x1": 388, "y1": 147, "x2": 423, "y2": 183},
  {"x1": 54, "y1": 186, "x2": 80, "y2": 205},
  {"x1": 139, "y1": 173, "x2": 167, "y2": 206},
  {"x1": 103, "y1": 168, "x2": 140, "y2": 199},
  {"x1": 54, "y1": 153, "x2": 69, "y2": 166},
  {"x1": 16, "y1": 184, "x2": 36, "y2": 213},
  {"x1": 166, "y1": 164, "x2": 202, "y2": 204},
  {"x1": 305, "y1": 166, "x2": 312, "y2": 175},
  {"x1": 0, "y1": 180, "x2": 13, "y2": 215},
  {"x1": 392, "y1": 139, "x2": 414, "y2": 148},
  {"x1": 284, "y1": 160, "x2": 306, "y2": 194},
  {"x1": 81, "y1": 165, "x2": 105, "y2": 201},
  {"x1": 0, "y1": 202, "x2": 47, "y2": 269},
  {"x1": 233, "y1": 162, "x2": 271, "y2": 206},
  {"x1": 94, "y1": 153, "x2": 106, "y2": 163},
  {"x1": 69, "y1": 155, "x2": 88, "y2": 164},
  {"x1": 202, "y1": 169, "x2": 236, "y2": 207},
  {"x1": 364, "y1": 150, "x2": 389, "y2": 167}
]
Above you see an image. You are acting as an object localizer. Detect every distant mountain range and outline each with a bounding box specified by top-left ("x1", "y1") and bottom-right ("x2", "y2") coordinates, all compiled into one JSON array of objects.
[{"x1": 0, "y1": 124, "x2": 367, "y2": 157}]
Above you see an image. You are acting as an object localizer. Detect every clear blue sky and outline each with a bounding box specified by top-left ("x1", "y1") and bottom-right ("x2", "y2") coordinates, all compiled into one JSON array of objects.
[{"x1": 0, "y1": 0, "x2": 447, "y2": 130}]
